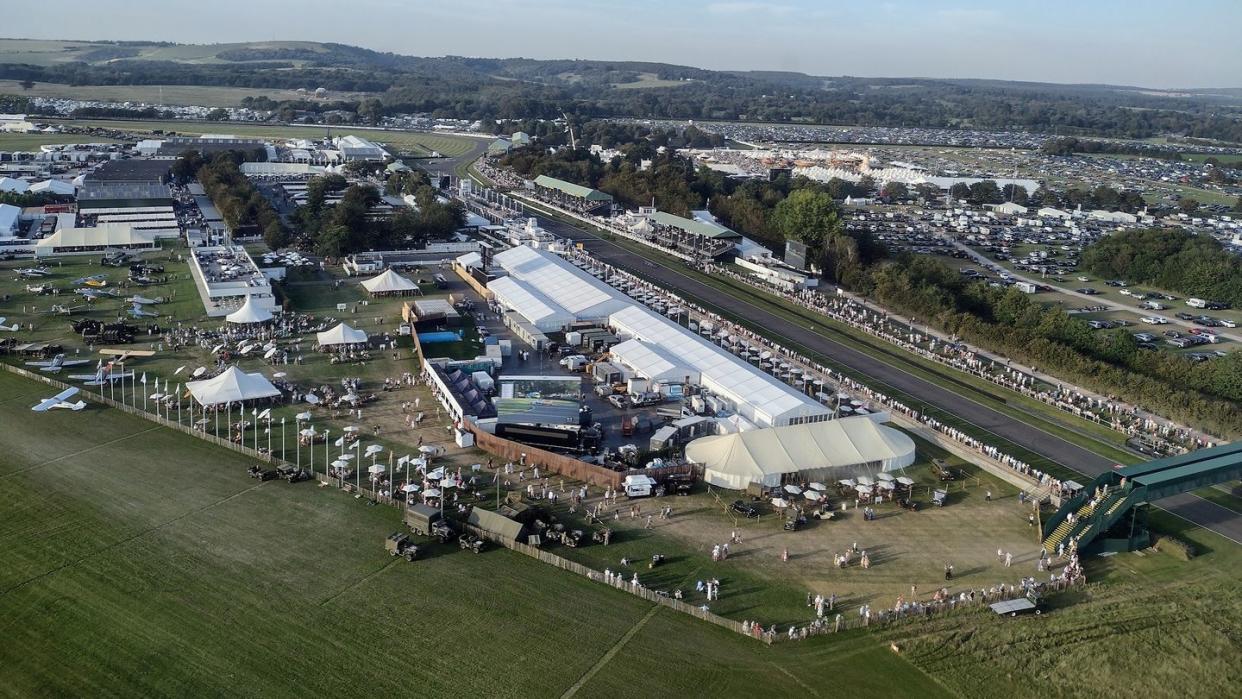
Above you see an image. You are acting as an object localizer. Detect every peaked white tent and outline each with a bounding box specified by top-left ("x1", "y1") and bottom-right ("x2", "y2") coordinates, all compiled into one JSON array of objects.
[
  {"x1": 186, "y1": 366, "x2": 281, "y2": 406},
  {"x1": 225, "y1": 296, "x2": 274, "y2": 324},
  {"x1": 316, "y1": 322, "x2": 368, "y2": 347},
  {"x1": 360, "y1": 268, "x2": 419, "y2": 296},
  {"x1": 686, "y1": 415, "x2": 917, "y2": 490}
]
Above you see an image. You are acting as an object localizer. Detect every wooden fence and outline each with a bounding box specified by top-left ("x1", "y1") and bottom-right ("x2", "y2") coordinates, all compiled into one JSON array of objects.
[{"x1": 466, "y1": 423, "x2": 624, "y2": 489}]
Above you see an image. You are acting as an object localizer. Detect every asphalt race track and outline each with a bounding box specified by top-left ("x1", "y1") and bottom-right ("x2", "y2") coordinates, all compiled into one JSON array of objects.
[{"x1": 531, "y1": 212, "x2": 1242, "y2": 546}]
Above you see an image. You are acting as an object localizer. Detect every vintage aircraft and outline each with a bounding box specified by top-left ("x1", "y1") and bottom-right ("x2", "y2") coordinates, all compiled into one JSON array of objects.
[
  {"x1": 42, "y1": 303, "x2": 85, "y2": 316},
  {"x1": 73, "y1": 275, "x2": 108, "y2": 287},
  {"x1": 25, "y1": 284, "x2": 54, "y2": 295},
  {"x1": 98, "y1": 348, "x2": 156, "y2": 364},
  {"x1": 127, "y1": 303, "x2": 159, "y2": 319},
  {"x1": 0, "y1": 317, "x2": 19, "y2": 332},
  {"x1": 128, "y1": 295, "x2": 160, "y2": 306},
  {"x1": 31, "y1": 387, "x2": 87, "y2": 412},
  {"x1": 17, "y1": 267, "x2": 51, "y2": 278},
  {"x1": 25, "y1": 353, "x2": 93, "y2": 373},
  {"x1": 68, "y1": 365, "x2": 135, "y2": 385}
]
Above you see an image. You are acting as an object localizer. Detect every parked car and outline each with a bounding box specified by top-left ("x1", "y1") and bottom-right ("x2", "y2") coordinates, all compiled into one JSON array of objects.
[{"x1": 731, "y1": 500, "x2": 761, "y2": 518}]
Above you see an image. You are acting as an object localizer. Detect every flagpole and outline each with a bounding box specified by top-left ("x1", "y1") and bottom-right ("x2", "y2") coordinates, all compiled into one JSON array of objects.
[{"x1": 280, "y1": 418, "x2": 285, "y2": 462}]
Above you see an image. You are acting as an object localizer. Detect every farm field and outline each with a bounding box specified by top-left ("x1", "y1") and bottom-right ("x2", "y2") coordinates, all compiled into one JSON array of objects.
[
  {"x1": 0, "y1": 369, "x2": 945, "y2": 697},
  {"x1": 0, "y1": 80, "x2": 369, "y2": 107},
  {"x1": 44, "y1": 118, "x2": 482, "y2": 158},
  {"x1": 0, "y1": 39, "x2": 332, "y2": 67}
]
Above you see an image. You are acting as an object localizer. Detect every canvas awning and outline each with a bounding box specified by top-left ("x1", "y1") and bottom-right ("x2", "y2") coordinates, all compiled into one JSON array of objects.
[
  {"x1": 316, "y1": 322, "x2": 368, "y2": 346},
  {"x1": 225, "y1": 296, "x2": 273, "y2": 324},
  {"x1": 186, "y1": 366, "x2": 281, "y2": 406}
]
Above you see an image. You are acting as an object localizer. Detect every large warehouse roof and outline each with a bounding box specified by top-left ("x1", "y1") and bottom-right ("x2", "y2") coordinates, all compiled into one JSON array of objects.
[
  {"x1": 492, "y1": 245, "x2": 629, "y2": 320},
  {"x1": 651, "y1": 211, "x2": 740, "y2": 240},
  {"x1": 533, "y1": 175, "x2": 613, "y2": 202},
  {"x1": 686, "y1": 416, "x2": 917, "y2": 490},
  {"x1": 608, "y1": 304, "x2": 826, "y2": 427},
  {"x1": 488, "y1": 275, "x2": 574, "y2": 331}
]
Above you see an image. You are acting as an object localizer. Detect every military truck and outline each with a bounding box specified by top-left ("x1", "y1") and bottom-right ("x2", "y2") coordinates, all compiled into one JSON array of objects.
[
  {"x1": 385, "y1": 532, "x2": 419, "y2": 561},
  {"x1": 405, "y1": 503, "x2": 452, "y2": 541}
]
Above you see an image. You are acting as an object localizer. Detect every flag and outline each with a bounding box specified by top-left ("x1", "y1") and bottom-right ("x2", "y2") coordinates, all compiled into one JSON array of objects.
[{"x1": 140, "y1": 373, "x2": 147, "y2": 384}]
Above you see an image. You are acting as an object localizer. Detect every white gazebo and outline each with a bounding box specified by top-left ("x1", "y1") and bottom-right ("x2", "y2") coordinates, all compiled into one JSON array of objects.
[
  {"x1": 316, "y1": 322, "x2": 369, "y2": 347},
  {"x1": 360, "y1": 269, "x2": 420, "y2": 296},
  {"x1": 186, "y1": 366, "x2": 282, "y2": 406},
  {"x1": 225, "y1": 296, "x2": 274, "y2": 324}
]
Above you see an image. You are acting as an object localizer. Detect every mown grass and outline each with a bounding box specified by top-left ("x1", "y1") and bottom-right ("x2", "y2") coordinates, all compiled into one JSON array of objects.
[{"x1": 0, "y1": 370, "x2": 946, "y2": 697}]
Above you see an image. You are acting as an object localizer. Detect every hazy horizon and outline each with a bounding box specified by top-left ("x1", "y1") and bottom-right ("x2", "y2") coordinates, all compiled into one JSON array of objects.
[{"x1": 6, "y1": 0, "x2": 1242, "y2": 89}]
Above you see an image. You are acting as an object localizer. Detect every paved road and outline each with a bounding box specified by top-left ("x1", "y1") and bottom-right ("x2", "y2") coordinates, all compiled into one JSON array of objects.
[{"x1": 531, "y1": 212, "x2": 1242, "y2": 545}]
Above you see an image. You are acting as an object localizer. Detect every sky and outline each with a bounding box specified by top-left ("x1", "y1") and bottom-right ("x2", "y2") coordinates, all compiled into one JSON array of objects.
[{"x1": 6, "y1": 0, "x2": 1242, "y2": 87}]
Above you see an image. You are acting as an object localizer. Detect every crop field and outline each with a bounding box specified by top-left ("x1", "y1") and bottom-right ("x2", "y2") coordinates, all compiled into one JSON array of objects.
[
  {"x1": 0, "y1": 39, "x2": 332, "y2": 67},
  {"x1": 0, "y1": 369, "x2": 946, "y2": 697},
  {"x1": 0, "y1": 80, "x2": 367, "y2": 107},
  {"x1": 42, "y1": 118, "x2": 481, "y2": 158}
]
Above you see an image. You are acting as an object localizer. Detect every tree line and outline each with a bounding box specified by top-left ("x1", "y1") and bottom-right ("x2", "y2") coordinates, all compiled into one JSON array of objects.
[
  {"x1": 1081, "y1": 228, "x2": 1242, "y2": 306},
  {"x1": 173, "y1": 150, "x2": 286, "y2": 246}
]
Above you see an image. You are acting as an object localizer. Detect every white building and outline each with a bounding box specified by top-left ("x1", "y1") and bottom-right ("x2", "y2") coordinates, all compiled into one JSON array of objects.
[
  {"x1": 34, "y1": 223, "x2": 158, "y2": 256},
  {"x1": 488, "y1": 246, "x2": 830, "y2": 428}
]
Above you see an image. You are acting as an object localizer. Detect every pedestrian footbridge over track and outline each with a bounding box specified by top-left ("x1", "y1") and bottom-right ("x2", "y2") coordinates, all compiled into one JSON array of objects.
[{"x1": 1042, "y1": 442, "x2": 1242, "y2": 554}]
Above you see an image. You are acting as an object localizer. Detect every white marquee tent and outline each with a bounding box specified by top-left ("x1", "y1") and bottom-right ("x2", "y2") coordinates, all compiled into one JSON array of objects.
[
  {"x1": 685, "y1": 415, "x2": 917, "y2": 490},
  {"x1": 360, "y1": 268, "x2": 419, "y2": 296},
  {"x1": 492, "y1": 245, "x2": 629, "y2": 321},
  {"x1": 225, "y1": 295, "x2": 273, "y2": 324},
  {"x1": 186, "y1": 366, "x2": 282, "y2": 406},
  {"x1": 488, "y1": 275, "x2": 574, "y2": 331},
  {"x1": 609, "y1": 338, "x2": 699, "y2": 384},
  {"x1": 316, "y1": 322, "x2": 368, "y2": 346}
]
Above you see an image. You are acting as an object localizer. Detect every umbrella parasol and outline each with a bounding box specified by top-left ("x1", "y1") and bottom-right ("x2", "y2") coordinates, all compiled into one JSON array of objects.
[
  {"x1": 783, "y1": 484, "x2": 802, "y2": 495},
  {"x1": 808, "y1": 482, "x2": 827, "y2": 491},
  {"x1": 876, "y1": 472, "x2": 895, "y2": 482},
  {"x1": 857, "y1": 476, "x2": 875, "y2": 486},
  {"x1": 423, "y1": 488, "x2": 442, "y2": 498},
  {"x1": 896, "y1": 476, "x2": 916, "y2": 486},
  {"x1": 296, "y1": 411, "x2": 312, "y2": 421},
  {"x1": 838, "y1": 478, "x2": 857, "y2": 487},
  {"x1": 770, "y1": 497, "x2": 790, "y2": 508},
  {"x1": 401, "y1": 483, "x2": 419, "y2": 493}
]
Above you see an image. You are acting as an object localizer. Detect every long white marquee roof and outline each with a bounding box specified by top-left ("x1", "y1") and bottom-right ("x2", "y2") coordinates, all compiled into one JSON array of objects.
[
  {"x1": 609, "y1": 305, "x2": 827, "y2": 427},
  {"x1": 488, "y1": 274, "x2": 574, "y2": 331},
  {"x1": 493, "y1": 245, "x2": 629, "y2": 319}
]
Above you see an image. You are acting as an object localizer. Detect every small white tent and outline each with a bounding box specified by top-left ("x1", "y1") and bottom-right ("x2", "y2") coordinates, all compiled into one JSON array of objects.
[
  {"x1": 186, "y1": 366, "x2": 281, "y2": 406},
  {"x1": 360, "y1": 268, "x2": 419, "y2": 296},
  {"x1": 316, "y1": 322, "x2": 368, "y2": 347},
  {"x1": 225, "y1": 296, "x2": 273, "y2": 324}
]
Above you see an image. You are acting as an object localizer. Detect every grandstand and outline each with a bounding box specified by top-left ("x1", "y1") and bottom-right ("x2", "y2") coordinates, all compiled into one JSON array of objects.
[
  {"x1": 1042, "y1": 442, "x2": 1242, "y2": 554},
  {"x1": 532, "y1": 175, "x2": 613, "y2": 215}
]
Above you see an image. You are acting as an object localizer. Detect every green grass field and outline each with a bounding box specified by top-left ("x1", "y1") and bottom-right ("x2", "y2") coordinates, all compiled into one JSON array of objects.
[
  {"x1": 43, "y1": 118, "x2": 481, "y2": 158},
  {"x1": 0, "y1": 369, "x2": 946, "y2": 697},
  {"x1": 0, "y1": 80, "x2": 368, "y2": 107},
  {"x1": 0, "y1": 132, "x2": 120, "y2": 151}
]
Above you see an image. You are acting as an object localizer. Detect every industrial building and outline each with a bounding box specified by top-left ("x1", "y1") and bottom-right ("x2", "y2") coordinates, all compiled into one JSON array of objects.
[
  {"x1": 487, "y1": 246, "x2": 830, "y2": 428},
  {"x1": 188, "y1": 245, "x2": 279, "y2": 317}
]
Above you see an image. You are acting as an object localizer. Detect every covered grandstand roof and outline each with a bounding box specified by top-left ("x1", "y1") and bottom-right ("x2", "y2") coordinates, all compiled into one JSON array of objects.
[
  {"x1": 492, "y1": 245, "x2": 629, "y2": 320},
  {"x1": 533, "y1": 175, "x2": 613, "y2": 202},
  {"x1": 608, "y1": 304, "x2": 826, "y2": 427},
  {"x1": 686, "y1": 416, "x2": 917, "y2": 490},
  {"x1": 488, "y1": 275, "x2": 574, "y2": 331},
  {"x1": 651, "y1": 211, "x2": 740, "y2": 239}
]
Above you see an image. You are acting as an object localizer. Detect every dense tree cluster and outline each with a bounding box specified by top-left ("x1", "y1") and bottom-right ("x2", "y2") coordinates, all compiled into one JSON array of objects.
[
  {"x1": 174, "y1": 151, "x2": 286, "y2": 244},
  {"x1": 1081, "y1": 228, "x2": 1242, "y2": 306},
  {"x1": 863, "y1": 255, "x2": 1242, "y2": 436},
  {"x1": 290, "y1": 173, "x2": 465, "y2": 257},
  {"x1": 4, "y1": 48, "x2": 1241, "y2": 141}
]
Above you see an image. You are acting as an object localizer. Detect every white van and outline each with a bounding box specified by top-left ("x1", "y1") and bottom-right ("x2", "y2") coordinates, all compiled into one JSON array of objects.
[
  {"x1": 1187, "y1": 298, "x2": 1208, "y2": 309},
  {"x1": 623, "y1": 474, "x2": 661, "y2": 498}
]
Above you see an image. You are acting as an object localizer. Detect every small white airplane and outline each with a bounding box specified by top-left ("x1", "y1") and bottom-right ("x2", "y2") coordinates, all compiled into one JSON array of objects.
[
  {"x1": 128, "y1": 304, "x2": 159, "y2": 319},
  {"x1": 42, "y1": 304, "x2": 85, "y2": 316},
  {"x1": 26, "y1": 284, "x2": 54, "y2": 295},
  {"x1": 128, "y1": 295, "x2": 159, "y2": 305},
  {"x1": 99, "y1": 348, "x2": 156, "y2": 362},
  {"x1": 26, "y1": 353, "x2": 93, "y2": 373},
  {"x1": 17, "y1": 267, "x2": 51, "y2": 278},
  {"x1": 32, "y1": 387, "x2": 87, "y2": 412},
  {"x1": 0, "y1": 317, "x2": 18, "y2": 332},
  {"x1": 69, "y1": 365, "x2": 135, "y2": 385}
]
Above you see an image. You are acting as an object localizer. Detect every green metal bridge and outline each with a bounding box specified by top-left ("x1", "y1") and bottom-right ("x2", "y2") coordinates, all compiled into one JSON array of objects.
[{"x1": 1042, "y1": 442, "x2": 1242, "y2": 554}]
